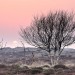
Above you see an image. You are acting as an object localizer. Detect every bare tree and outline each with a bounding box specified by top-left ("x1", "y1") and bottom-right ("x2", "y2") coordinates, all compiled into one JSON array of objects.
[
  {"x1": 0, "y1": 38, "x2": 7, "y2": 63},
  {"x1": 52, "y1": 11, "x2": 75, "y2": 65},
  {"x1": 0, "y1": 38, "x2": 7, "y2": 50},
  {"x1": 20, "y1": 11, "x2": 75, "y2": 66},
  {"x1": 20, "y1": 41, "x2": 26, "y2": 64}
]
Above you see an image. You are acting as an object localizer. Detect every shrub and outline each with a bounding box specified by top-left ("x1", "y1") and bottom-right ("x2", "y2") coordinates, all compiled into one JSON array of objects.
[
  {"x1": 23, "y1": 66, "x2": 29, "y2": 69},
  {"x1": 0, "y1": 64, "x2": 7, "y2": 68},
  {"x1": 30, "y1": 67, "x2": 43, "y2": 74},
  {"x1": 42, "y1": 65, "x2": 50, "y2": 70},
  {"x1": 53, "y1": 64, "x2": 69, "y2": 69},
  {"x1": 11, "y1": 64, "x2": 20, "y2": 69},
  {"x1": 0, "y1": 73, "x2": 6, "y2": 75},
  {"x1": 43, "y1": 69, "x2": 55, "y2": 75},
  {"x1": 9, "y1": 64, "x2": 20, "y2": 74},
  {"x1": 19, "y1": 66, "x2": 30, "y2": 74}
]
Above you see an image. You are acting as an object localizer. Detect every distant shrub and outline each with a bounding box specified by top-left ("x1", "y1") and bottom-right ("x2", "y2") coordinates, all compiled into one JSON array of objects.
[
  {"x1": 43, "y1": 69, "x2": 55, "y2": 75},
  {"x1": 55, "y1": 71, "x2": 64, "y2": 75},
  {"x1": 0, "y1": 64, "x2": 7, "y2": 68},
  {"x1": 0, "y1": 73, "x2": 6, "y2": 75},
  {"x1": 19, "y1": 66, "x2": 30, "y2": 74},
  {"x1": 10, "y1": 64, "x2": 20, "y2": 74},
  {"x1": 42, "y1": 65, "x2": 50, "y2": 69},
  {"x1": 42, "y1": 65, "x2": 50, "y2": 67},
  {"x1": 23, "y1": 66, "x2": 29, "y2": 69},
  {"x1": 30, "y1": 67, "x2": 43, "y2": 74},
  {"x1": 11, "y1": 64, "x2": 20, "y2": 69},
  {"x1": 53, "y1": 64, "x2": 69, "y2": 69}
]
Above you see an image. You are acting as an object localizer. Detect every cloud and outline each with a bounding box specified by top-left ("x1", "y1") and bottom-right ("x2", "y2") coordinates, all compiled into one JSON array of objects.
[{"x1": 12, "y1": 41, "x2": 18, "y2": 48}]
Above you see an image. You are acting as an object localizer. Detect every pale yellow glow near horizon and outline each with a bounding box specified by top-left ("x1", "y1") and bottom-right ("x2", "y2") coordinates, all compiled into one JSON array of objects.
[{"x1": 6, "y1": 40, "x2": 75, "y2": 49}]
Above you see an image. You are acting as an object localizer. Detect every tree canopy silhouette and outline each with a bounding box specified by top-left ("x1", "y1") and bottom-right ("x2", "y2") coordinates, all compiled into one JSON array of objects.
[{"x1": 20, "y1": 11, "x2": 75, "y2": 66}]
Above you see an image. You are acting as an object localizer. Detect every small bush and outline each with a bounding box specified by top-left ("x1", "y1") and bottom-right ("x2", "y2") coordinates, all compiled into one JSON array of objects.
[
  {"x1": 9, "y1": 64, "x2": 20, "y2": 74},
  {"x1": 42, "y1": 65, "x2": 50, "y2": 68},
  {"x1": 54, "y1": 64, "x2": 69, "y2": 69},
  {"x1": 23, "y1": 66, "x2": 29, "y2": 69},
  {"x1": 11, "y1": 64, "x2": 20, "y2": 69},
  {"x1": 0, "y1": 73, "x2": 6, "y2": 75},
  {"x1": 19, "y1": 66, "x2": 30, "y2": 74},
  {"x1": 30, "y1": 67, "x2": 43, "y2": 74},
  {"x1": 42, "y1": 65, "x2": 50, "y2": 70},
  {"x1": 43, "y1": 69, "x2": 55, "y2": 75},
  {"x1": 0, "y1": 64, "x2": 7, "y2": 68}
]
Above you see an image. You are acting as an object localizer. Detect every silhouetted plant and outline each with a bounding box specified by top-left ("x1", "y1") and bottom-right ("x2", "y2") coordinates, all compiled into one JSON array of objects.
[
  {"x1": 43, "y1": 69, "x2": 55, "y2": 75},
  {"x1": 0, "y1": 38, "x2": 7, "y2": 50},
  {"x1": 20, "y1": 41, "x2": 26, "y2": 64},
  {"x1": 20, "y1": 11, "x2": 75, "y2": 66},
  {"x1": 30, "y1": 67, "x2": 43, "y2": 74},
  {"x1": 54, "y1": 64, "x2": 69, "y2": 69}
]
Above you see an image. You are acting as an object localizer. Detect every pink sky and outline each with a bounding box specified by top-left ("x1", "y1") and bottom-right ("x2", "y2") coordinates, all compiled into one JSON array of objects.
[{"x1": 0, "y1": 0, "x2": 75, "y2": 48}]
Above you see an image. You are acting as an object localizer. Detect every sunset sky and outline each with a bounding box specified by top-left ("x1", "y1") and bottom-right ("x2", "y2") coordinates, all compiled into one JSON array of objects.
[{"x1": 0, "y1": 0, "x2": 75, "y2": 48}]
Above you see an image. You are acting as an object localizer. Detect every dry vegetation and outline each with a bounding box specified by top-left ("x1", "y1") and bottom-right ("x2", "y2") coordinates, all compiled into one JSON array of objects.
[
  {"x1": 1, "y1": 11, "x2": 75, "y2": 75},
  {"x1": 0, "y1": 64, "x2": 75, "y2": 75}
]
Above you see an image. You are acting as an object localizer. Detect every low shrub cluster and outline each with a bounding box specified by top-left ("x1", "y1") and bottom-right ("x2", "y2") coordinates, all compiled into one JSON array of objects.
[
  {"x1": 0, "y1": 64, "x2": 74, "y2": 75},
  {"x1": 0, "y1": 64, "x2": 7, "y2": 68},
  {"x1": 53, "y1": 64, "x2": 69, "y2": 69},
  {"x1": 43, "y1": 69, "x2": 55, "y2": 75},
  {"x1": 30, "y1": 67, "x2": 43, "y2": 74}
]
